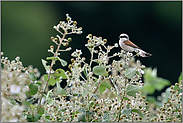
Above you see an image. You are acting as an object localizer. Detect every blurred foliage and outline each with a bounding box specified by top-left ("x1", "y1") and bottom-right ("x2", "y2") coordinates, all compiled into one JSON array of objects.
[
  {"x1": 1, "y1": 1, "x2": 182, "y2": 97},
  {"x1": 142, "y1": 68, "x2": 171, "y2": 95}
]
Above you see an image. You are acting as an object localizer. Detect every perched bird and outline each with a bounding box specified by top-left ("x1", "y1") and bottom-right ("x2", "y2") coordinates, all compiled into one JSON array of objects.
[{"x1": 119, "y1": 33, "x2": 152, "y2": 57}]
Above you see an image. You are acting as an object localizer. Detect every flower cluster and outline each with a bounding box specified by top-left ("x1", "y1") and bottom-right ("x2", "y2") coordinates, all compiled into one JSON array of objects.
[
  {"x1": 1, "y1": 53, "x2": 40, "y2": 122},
  {"x1": 2, "y1": 14, "x2": 182, "y2": 122},
  {"x1": 150, "y1": 82, "x2": 182, "y2": 122}
]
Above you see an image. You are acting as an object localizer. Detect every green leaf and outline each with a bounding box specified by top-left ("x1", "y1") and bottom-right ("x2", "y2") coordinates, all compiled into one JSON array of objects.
[
  {"x1": 84, "y1": 67, "x2": 88, "y2": 78},
  {"x1": 178, "y1": 72, "x2": 182, "y2": 83},
  {"x1": 54, "y1": 69, "x2": 67, "y2": 79},
  {"x1": 44, "y1": 74, "x2": 57, "y2": 86},
  {"x1": 131, "y1": 109, "x2": 144, "y2": 118},
  {"x1": 164, "y1": 87, "x2": 171, "y2": 102},
  {"x1": 38, "y1": 106, "x2": 44, "y2": 115},
  {"x1": 55, "y1": 87, "x2": 66, "y2": 96},
  {"x1": 78, "y1": 108, "x2": 85, "y2": 112},
  {"x1": 142, "y1": 83, "x2": 155, "y2": 94},
  {"x1": 125, "y1": 68, "x2": 136, "y2": 79},
  {"x1": 123, "y1": 96, "x2": 129, "y2": 100},
  {"x1": 22, "y1": 101, "x2": 30, "y2": 107},
  {"x1": 101, "y1": 81, "x2": 112, "y2": 89},
  {"x1": 99, "y1": 84, "x2": 107, "y2": 94},
  {"x1": 29, "y1": 83, "x2": 38, "y2": 95},
  {"x1": 102, "y1": 112, "x2": 111, "y2": 122},
  {"x1": 48, "y1": 77, "x2": 56, "y2": 86},
  {"x1": 121, "y1": 109, "x2": 131, "y2": 116},
  {"x1": 126, "y1": 84, "x2": 140, "y2": 97},
  {"x1": 78, "y1": 112, "x2": 86, "y2": 122},
  {"x1": 34, "y1": 113, "x2": 41, "y2": 121},
  {"x1": 36, "y1": 81, "x2": 42, "y2": 86},
  {"x1": 147, "y1": 96, "x2": 156, "y2": 103},
  {"x1": 98, "y1": 81, "x2": 111, "y2": 94},
  {"x1": 27, "y1": 114, "x2": 34, "y2": 122},
  {"x1": 86, "y1": 110, "x2": 94, "y2": 116},
  {"x1": 56, "y1": 57, "x2": 68, "y2": 67},
  {"x1": 44, "y1": 74, "x2": 48, "y2": 82},
  {"x1": 41, "y1": 59, "x2": 50, "y2": 71},
  {"x1": 154, "y1": 78, "x2": 170, "y2": 91},
  {"x1": 93, "y1": 66, "x2": 107, "y2": 76},
  {"x1": 28, "y1": 72, "x2": 37, "y2": 81}
]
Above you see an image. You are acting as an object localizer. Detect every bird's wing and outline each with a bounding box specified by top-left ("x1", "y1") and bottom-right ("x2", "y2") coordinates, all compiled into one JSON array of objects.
[{"x1": 123, "y1": 40, "x2": 140, "y2": 49}]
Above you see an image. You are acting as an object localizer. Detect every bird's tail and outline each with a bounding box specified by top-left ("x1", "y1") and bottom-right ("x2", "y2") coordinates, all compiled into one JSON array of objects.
[{"x1": 139, "y1": 49, "x2": 152, "y2": 57}]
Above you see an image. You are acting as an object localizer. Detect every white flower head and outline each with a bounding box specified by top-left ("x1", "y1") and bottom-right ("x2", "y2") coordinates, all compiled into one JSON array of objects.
[
  {"x1": 10, "y1": 85, "x2": 21, "y2": 94},
  {"x1": 53, "y1": 24, "x2": 60, "y2": 30},
  {"x1": 114, "y1": 43, "x2": 118, "y2": 47},
  {"x1": 138, "y1": 69, "x2": 145, "y2": 74},
  {"x1": 76, "y1": 49, "x2": 82, "y2": 55}
]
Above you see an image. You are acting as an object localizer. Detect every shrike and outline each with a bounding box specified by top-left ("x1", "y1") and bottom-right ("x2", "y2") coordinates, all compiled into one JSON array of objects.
[{"x1": 119, "y1": 33, "x2": 152, "y2": 57}]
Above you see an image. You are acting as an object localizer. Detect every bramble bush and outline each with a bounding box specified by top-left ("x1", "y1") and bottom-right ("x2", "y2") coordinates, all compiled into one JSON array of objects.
[{"x1": 1, "y1": 14, "x2": 182, "y2": 122}]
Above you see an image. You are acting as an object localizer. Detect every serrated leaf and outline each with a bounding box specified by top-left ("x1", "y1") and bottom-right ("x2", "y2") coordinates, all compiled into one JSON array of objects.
[
  {"x1": 102, "y1": 112, "x2": 111, "y2": 122},
  {"x1": 131, "y1": 109, "x2": 144, "y2": 118},
  {"x1": 28, "y1": 72, "x2": 37, "y2": 81},
  {"x1": 121, "y1": 109, "x2": 131, "y2": 116},
  {"x1": 78, "y1": 112, "x2": 86, "y2": 122},
  {"x1": 54, "y1": 69, "x2": 67, "y2": 79},
  {"x1": 126, "y1": 84, "x2": 140, "y2": 97},
  {"x1": 93, "y1": 66, "x2": 107, "y2": 76},
  {"x1": 29, "y1": 83, "x2": 38, "y2": 95},
  {"x1": 78, "y1": 108, "x2": 85, "y2": 112},
  {"x1": 56, "y1": 57, "x2": 68, "y2": 67},
  {"x1": 125, "y1": 68, "x2": 136, "y2": 79},
  {"x1": 41, "y1": 59, "x2": 50, "y2": 71}
]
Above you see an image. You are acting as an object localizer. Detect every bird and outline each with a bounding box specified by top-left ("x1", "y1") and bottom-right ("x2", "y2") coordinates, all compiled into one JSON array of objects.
[{"x1": 118, "y1": 33, "x2": 152, "y2": 57}]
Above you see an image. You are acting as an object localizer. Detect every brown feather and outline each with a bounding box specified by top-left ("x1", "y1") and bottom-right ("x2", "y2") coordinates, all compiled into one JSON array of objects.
[{"x1": 124, "y1": 40, "x2": 140, "y2": 49}]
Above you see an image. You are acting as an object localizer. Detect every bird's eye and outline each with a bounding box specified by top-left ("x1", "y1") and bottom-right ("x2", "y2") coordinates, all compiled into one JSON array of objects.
[{"x1": 119, "y1": 36, "x2": 128, "y2": 39}]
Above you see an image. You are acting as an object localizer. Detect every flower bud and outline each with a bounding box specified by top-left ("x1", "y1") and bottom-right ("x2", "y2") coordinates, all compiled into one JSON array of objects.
[
  {"x1": 103, "y1": 39, "x2": 107, "y2": 43},
  {"x1": 71, "y1": 58, "x2": 75, "y2": 62},
  {"x1": 51, "y1": 37, "x2": 54, "y2": 40},
  {"x1": 88, "y1": 34, "x2": 92, "y2": 38},
  {"x1": 66, "y1": 17, "x2": 71, "y2": 21},
  {"x1": 65, "y1": 42, "x2": 69, "y2": 46},
  {"x1": 73, "y1": 21, "x2": 77, "y2": 25},
  {"x1": 50, "y1": 45, "x2": 54, "y2": 49},
  {"x1": 54, "y1": 38, "x2": 58, "y2": 41},
  {"x1": 68, "y1": 38, "x2": 72, "y2": 42}
]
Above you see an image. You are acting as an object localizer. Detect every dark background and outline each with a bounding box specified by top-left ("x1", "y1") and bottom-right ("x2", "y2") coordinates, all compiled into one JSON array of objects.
[{"x1": 1, "y1": 1, "x2": 182, "y2": 96}]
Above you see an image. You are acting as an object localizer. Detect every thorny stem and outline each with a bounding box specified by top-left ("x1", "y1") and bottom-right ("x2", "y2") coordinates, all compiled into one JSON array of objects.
[{"x1": 38, "y1": 32, "x2": 67, "y2": 108}]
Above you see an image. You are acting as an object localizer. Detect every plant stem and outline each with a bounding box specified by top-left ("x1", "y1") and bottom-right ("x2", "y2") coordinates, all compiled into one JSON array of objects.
[{"x1": 38, "y1": 32, "x2": 66, "y2": 108}]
